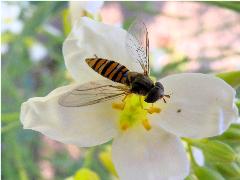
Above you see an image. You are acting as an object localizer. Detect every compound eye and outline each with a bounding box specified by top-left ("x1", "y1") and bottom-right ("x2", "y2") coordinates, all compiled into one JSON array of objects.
[{"x1": 155, "y1": 82, "x2": 161, "y2": 87}]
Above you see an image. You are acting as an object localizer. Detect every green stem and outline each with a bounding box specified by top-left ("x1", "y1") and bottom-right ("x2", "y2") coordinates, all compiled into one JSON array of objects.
[{"x1": 1, "y1": 121, "x2": 20, "y2": 133}]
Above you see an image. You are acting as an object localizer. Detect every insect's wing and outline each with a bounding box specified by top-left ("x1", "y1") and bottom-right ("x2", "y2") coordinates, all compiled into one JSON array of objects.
[
  {"x1": 126, "y1": 20, "x2": 149, "y2": 75},
  {"x1": 58, "y1": 81, "x2": 128, "y2": 107}
]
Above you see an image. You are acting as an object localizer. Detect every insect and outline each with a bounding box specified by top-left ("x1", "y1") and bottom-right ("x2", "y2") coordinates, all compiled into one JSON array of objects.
[{"x1": 59, "y1": 20, "x2": 170, "y2": 107}]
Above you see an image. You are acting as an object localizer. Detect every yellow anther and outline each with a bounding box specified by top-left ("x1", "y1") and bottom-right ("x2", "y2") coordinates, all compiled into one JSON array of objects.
[
  {"x1": 112, "y1": 103, "x2": 125, "y2": 110},
  {"x1": 113, "y1": 95, "x2": 161, "y2": 132},
  {"x1": 142, "y1": 119, "x2": 152, "y2": 131},
  {"x1": 121, "y1": 123, "x2": 129, "y2": 131},
  {"x1": 146, "y1": 107, "x2": 161, "y2": 114}
]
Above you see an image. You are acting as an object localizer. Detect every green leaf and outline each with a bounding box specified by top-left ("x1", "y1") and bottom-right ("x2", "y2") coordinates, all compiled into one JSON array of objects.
[
  {"x1": 217, "y1": 71, "x2": 240, "y2": 89},
  {"x1": 206, "y1": 2, "x2": 240, "y2": 13},
  {"x1": 1, "y1": 121, "x2": 20, "y2": 134},
  {"x1": 2, "y1": 112, "x2": 19, "y2": 123}
]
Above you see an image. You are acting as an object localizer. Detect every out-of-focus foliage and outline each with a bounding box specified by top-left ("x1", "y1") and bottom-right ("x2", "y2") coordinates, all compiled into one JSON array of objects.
[
  {"x1": 1, "y1": 1, "x2": 240, "y2": 180},
  {"x1": 207, "y1": 1, "x2": 240, "y2": 12}
]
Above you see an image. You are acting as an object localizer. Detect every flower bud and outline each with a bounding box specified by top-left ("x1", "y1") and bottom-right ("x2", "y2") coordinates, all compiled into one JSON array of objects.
[
  {"x1": 98, "y1": 146, "x2": 118, "y2": 177},
  {"x1": 215, "y1": 162, "x2": 240, "y2": 178},
  {"x1": 74, "y1": 168, "x2": 100, "y2": 180},
  {"x1": 185, "y1": 174, "x2": 198, "y2": 180},
  {"x1": 194, "y1": 140, "x2": 236, "y2": 163},
  {"x1": 215, "y1": 124, "x2": 240, "y2": 142},
  {"x1": 195, "y1": 166, "x2": 224, "y2": 180}
]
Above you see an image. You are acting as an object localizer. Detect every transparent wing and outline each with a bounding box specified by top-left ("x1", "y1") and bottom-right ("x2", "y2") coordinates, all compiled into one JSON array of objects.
[
  {"x1": 126, "y1": 20, "x2": 149, "y2": 75},
  {"x1": 58, "y1": 81, "x2": 128, "y2": 107}
]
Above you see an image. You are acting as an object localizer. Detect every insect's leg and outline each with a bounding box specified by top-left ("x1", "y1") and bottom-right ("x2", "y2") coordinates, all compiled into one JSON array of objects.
[
  {"x1": 94, "y1": 54, "x2": 98, "y2": 58},
  {"x1": 163, "y1": 97, "x2": 166, "y2": 103},
  {"x1": 122, "y1": 94, "x2": 128, "y2": 102},
  {"x1": 112, "y1": 94, "x2": 128, "y2": 111}
]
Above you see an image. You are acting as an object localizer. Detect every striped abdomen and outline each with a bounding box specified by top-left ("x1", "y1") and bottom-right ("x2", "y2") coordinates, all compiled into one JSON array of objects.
[{"x1": 86, "y1": 58, "x2": 130, "y2": 85}]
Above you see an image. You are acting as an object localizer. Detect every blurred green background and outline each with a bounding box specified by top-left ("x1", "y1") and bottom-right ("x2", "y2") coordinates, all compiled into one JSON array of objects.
[{"x1": 1, "y1": 1, "x2": 240, "y2": 180}]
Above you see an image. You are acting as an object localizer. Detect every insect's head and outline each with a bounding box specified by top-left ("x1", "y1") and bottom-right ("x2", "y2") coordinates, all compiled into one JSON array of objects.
[{"x1": 144, "y1": 82, "x2": 170, "y2": 103}]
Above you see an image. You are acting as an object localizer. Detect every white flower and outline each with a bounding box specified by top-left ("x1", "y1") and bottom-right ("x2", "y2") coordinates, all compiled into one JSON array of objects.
[
  {"x1": 1, "y1": 2, "x2": 23, "y2": 34},
  {"x1": 69, "y1": 1, "x2": 104, "y2": 23},
  {"x1": 29, "y1": 42, "x2": 48, "y2": 62},
  {"x1": 20, "y1": 17, "x2": 238, "y2": 180}
]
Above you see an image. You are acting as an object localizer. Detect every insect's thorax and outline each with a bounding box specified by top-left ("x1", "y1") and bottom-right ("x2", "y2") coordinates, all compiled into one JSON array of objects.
[
  {"x1": 128, "y1": 72, "x2": 154, "y2": 96},
  {"x1": 86, "y1": 58, "x2": 130, "y2": 85}
]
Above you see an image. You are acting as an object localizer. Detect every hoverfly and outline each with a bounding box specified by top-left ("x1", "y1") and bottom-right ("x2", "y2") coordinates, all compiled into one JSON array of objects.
[{"x1": 59, "y1": 20, "x2": 170, "y2": 107}]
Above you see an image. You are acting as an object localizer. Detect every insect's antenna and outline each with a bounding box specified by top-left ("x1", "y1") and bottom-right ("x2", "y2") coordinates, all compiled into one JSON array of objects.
[
  {"x1": 164, "y1": 95, "x2": 170, "y2": 98},
  {"x1": 164, "y1": 92, "x2": 173, "y2": 99},
  {"x1": 163, "y1": 97, "x2": 166, "y2": 103}
]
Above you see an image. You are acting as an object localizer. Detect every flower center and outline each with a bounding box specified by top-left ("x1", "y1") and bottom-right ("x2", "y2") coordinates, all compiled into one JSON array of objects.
[
  {"x1": 4, "y1": 18, "x2": 13, "y2": 24},
  {"x1": 112, "y1": 94, "x2": 161, "y2": 131}
]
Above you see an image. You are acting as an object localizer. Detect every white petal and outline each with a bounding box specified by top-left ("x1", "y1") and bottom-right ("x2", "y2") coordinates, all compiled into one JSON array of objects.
[
  {"x1": 69, "y1": 1, "x2": 104, "y2": 23},
  {"x1": 112, "y1": 126, "x2": 189, "y2": 180},
  {"x1": 63, "y1": 17, "x2": 141, "y2": 83},
  {"x1": 85, "y1": 1, "x2": 104, "y2": 14},
  {"x1": 152, "y1": 73, "x2": 238, "y2": 138},
  {"x1": 69, "y1": 1, "x2": 85, "y2": 23},
  {"x1": 20, "y1": 84, "x2": 119, "y2": 147}
]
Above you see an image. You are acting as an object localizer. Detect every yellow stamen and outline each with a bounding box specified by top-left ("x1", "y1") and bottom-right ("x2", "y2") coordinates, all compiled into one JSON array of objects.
[
  {"x1": 112, "y1": 102, "x2": 125, "y2": 110},
  {"x1": 4, "y1": 18, "x2": 13, "y2": 24},
  {"x1": 146, "y1": 106, "x2": 161, "y2": 114},
  {"x1": 142, "y1": 119, "x2": 152, "y2": 131},
  {"x1": 121, "y1": 123, "x2": 129, "y2": 131},
  {"x1": 112, "y1": 94, "x2": 162, "y2": 132}
]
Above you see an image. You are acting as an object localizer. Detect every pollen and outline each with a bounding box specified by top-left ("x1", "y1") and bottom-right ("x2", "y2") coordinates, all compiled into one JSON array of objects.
[
  {"x1": 112, "y1": 103, "x2": 125, "y2": 110},
  {"x1": 112, "y1": 94, "x2": 161, "y2": 132},
  {"x1": 121, "y1": 123, "x2": 129, "y2": 131},
  {"x1": 142, "y1": 119, "x2": 152, "y2": 131},
  {"x1": 146, "y1": 106, "x2": 161, "y2": 114}
]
